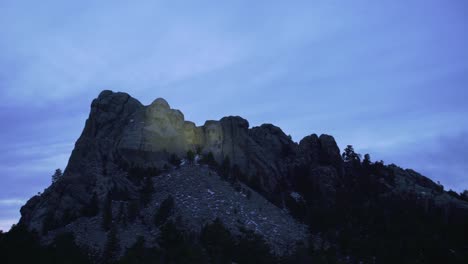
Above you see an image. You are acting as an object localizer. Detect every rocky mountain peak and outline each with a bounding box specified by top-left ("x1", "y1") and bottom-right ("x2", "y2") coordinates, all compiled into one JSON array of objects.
[{"x1": 13, "y1": 90, "x2": 468, "y2": 263}]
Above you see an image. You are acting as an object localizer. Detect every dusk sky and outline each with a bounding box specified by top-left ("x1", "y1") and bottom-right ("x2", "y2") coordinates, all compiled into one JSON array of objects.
[{"x1": 1, "y1": 0, "x2": 467, "y2": 231}]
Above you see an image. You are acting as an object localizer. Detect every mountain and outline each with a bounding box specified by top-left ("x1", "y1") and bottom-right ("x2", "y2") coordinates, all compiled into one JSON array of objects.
[{"x1": 1, "y1": 90, "x2": 467, "y2": 263}]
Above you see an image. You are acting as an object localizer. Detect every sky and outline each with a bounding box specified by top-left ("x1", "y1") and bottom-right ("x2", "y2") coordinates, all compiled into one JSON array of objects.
[{"x1": 0, "y1": 0, "x2": 467, "y2": 231}]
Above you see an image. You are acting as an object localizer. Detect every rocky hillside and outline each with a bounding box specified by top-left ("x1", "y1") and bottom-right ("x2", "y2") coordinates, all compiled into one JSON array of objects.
[
  {"x1": 41, "y1": 164, "x2": 307, "y2": 257},
  {"x1": 5, "y1": 90, "x2": 467, "y2": 263}
]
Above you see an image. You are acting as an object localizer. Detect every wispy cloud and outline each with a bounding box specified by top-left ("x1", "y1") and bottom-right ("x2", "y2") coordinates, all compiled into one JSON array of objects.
[{"x1": 0, "y1": 199, "x2": 26, "y2": 206}]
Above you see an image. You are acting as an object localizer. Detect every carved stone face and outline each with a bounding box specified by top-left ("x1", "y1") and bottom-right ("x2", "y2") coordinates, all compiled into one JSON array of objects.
[{"x1": 118, "y1": 98, "x2": 223, "y2": 165}]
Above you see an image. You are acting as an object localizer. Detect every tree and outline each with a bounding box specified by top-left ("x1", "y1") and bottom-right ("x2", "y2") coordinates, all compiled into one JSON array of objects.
[
  {"x1": 196, "y1": 146, "x2": 202, "y2": 155},
  {"x1": 127, "y1": 200, "x2": 140, "y2": 223},
  {"x1": 362, "y1": 153, "x2": 372, "y2": 169},
  {"x1": 186, "y1": 150, "x2": 195, "y2": 163},
  {"x1": 118, "y1": 236, "x2": 162, "y2": 263},
  {"x1": 140, "y1": 177, "x2": 154, "y2": 206},
  {"x1": 102, "y1": 194, "x2": 112, "y2": 230},
  {"x1": 155, "y1": 195, "x2": 175, "y2": 226},
  {"x1": 232, "y1": 164, "x2": 245, "y2": 182},
  {"x1": 158, "y1": 221, "x2": 206, "y2": 263},
  {"x1": 117, "y1": 202, "x2": 126, "y2": 226},
  {"x1": 0, "y1": 225, "x2": 91, "y2": 264},
  {"x1": 342, "y1": 145, "x2": 361, "y2": 163},
  {"x1": 50, "y1": 232, "x2": 90, "y2": 264},
  {"x1": 220, "y1": 156, "x2": 231, "y2": 179},
  {"x1": 103, "y1": 225, "x2": 119, "y2": 262},
  {"x1": 234, "y1": 228, "x2": 275, "y2": 264},
  {"x1": 51, "y1": 168, "x2": 62, "y2": 183},
  {"x1": 169, "y1": 154, "x2": 181, "y2": 167},
  {"x1": 447, "y1": 189, "x2": 460, "y2": 199},
  {"x1": 42, "y1": 210, "x2": 58, "y2": 235},
  {"x1": 82, "y1": 192, "x2": 99, "y2": 217},
  {"x1": 200, "y1": 218, "x2": 234, "y2": 263},
  {"x1": 461, "y1": 190, "x2": 468, "y2": 202},
  {"x1": 200, "y1": 152, "x2": 217, "y2": 167},
  {"x1": 158, "y1": 221, "x2": 183, "y2": 261}
]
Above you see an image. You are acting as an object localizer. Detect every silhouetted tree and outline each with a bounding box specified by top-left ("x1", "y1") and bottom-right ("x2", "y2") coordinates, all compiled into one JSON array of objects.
[
  {"x1": 140, "y1": 177, "x2": 154, "y2": 206},
  {"x1": 342, "y1": 145, "x2": 361, "y2": 163},
  {"x1": 103, "y1": 225, "x2": 119, "y2": 262},
  {"x1": 200, "y1": 152, "x2": 217, "y2": 167},
  {"x1": 0, "y1": 225, "x2": 91, "y2": 264},
  {"x1": 186, "y1": 150, "x2": 195, "y2": 163},
  {"x1": 362, "y1": 153, "x2": 371, "y2": 168},
  {"x1": 117, "y1": 202, "x2": 126, "y2": 226},
  {"x1": 118, "y1": 236, "x2": 162, "y2": 264},
  {"x1": 232, "y1": 164, "x2": 245, "y2": 182},
  {"x1": 82, "y1": 192, "x2": 99, "y2": 217},
  {"x1": 461, "y1": 190, "x2": 468, "y2": 202},
  {"x1": 169, "y1": 154, "x2": 181, "y2": 167},
  {"x1": 233, "y1": 228, "x2": 275, "y2": 264},
  {"x1": 220, "y1": 156, "x2": 231, "y2": 179},
  {"x1": 248, "y1": 173, "x2": 262, "y2": 192},
  {"x1": 128, "y1": 166, "x2": 160, "y2": 183},
  {"x1": 154, "y1": 195, "x2": 175, "y2": 226},
  {"x1": 200, "y1": 218, "x2": 234, "y2": 263},
  {"x1": 42, "y1": 210, "x2": 58, "y2": 235},
  {"x1": 102, "y1": 194, "x2": 112, "y2": 230},
  {"x1": 159, "y1": 221, "x2": 206, "y2": 263},
  {"x1": 51, "y1": 168, "x2": 62, "y2": 183},
  {"x1": 447, "y1": 189, "x2": 461, "y2": 199},
  {"x1": 195, "y1": 146, "x2": 202, "y2": 155},
  {"x1": 50, "y1": 232, "x2": 90, "y2": 263},
  {"x1": 127, "y1": 200, "x2": 140, "y2": 222}
]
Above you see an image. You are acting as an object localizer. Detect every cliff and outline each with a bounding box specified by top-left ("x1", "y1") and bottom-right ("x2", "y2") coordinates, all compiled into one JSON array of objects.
[{"x1": 15, "y1": 90, "x2": 468, "y2": 263}]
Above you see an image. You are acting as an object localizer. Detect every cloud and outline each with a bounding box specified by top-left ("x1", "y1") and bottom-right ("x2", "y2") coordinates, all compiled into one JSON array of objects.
[
  {"x1": 0, "y1": 140, "x2": 73, "y2": 176},
  {"x1": 0, "y1": 199, "x2": 26, "y2": 206},
  {"x1": 0, "y1": 1, "x2": 250, "y2": 107},
  {"x1": 0, "y1": 153, "x2": 70, "y2": 176}
]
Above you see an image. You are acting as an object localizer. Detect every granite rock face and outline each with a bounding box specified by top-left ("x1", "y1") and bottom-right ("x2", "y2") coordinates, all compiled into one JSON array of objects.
[
  {"x1": 20, "y1": 90, "x2": 335, "y2": 256},
  {"x1": 16, "y1": 90, "x2": 468, "y2": 262},
  {"x1": 67, "y1": 91, "x2": 343, "y2": 198},
  {"x1": 20, "y1": 91, "x2": 143, "y2": 232}
]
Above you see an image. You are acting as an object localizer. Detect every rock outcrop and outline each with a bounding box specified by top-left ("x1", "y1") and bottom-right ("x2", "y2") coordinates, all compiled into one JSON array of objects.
[
  {"x1": 20, "y1": 90, "x2": 335, "y2": 255},
  {"x1": 66, "y1": 90, "x2": 344, "y2": 198},
  {"x1": 18, "y1": 90, "x2": 468, "y2": 261}
]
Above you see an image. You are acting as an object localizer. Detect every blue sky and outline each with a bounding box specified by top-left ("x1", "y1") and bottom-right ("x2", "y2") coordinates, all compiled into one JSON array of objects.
[{"x1": 0, "y1": 0, "x2": 467, "y2": 231}]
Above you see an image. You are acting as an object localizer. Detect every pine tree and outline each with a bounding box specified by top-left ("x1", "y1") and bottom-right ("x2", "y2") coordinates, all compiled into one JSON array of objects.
[
  {"x1": 169, "y1": 154, "x2": 181, "y2": 167},
  {"x1": 124, "y1": 200, "x2": 139, "y2": 224},
  {"x1": 201, "y1": 218, "x2": 234, "y2": 263},
  {"x1": 200, "y1": 151, "x2": 217, "y2": 167},
  {"x1": 103, "y1": 225, "x2": 119, "y2": 262},
  {"x1": 51, "y1": 168, "x2": 62, "y2": 183},
  {"x1": 186, "y1": 150, "x2": 195, "y2": 163},
  {"x1": 154, "y1": 195, "x2": 174, "y2": 226},
  {"x1": 221, "y1": 156, "x2": 231, "y2": 179},
  {"x1": 140, "y1": 177, "x2": 155, "y2": 206},
  {"x1": 102, "y1": 194, "x2": 112, "y2": 230},
  {"x1": 461, "y1": 190, "x2": 468, "y2": 202},
  {"x1": 362, "y1": 153, "x2": 371, "y2": 168},
  {"x1": 342, "y1": 145, "x2": 361, "y2": 164},
  {"x1": 234, "y1": 228, "x2": 275, "y2": 264},
  {"x1": 82, "y1": 192, "x2": 99, "y2": 217}
]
